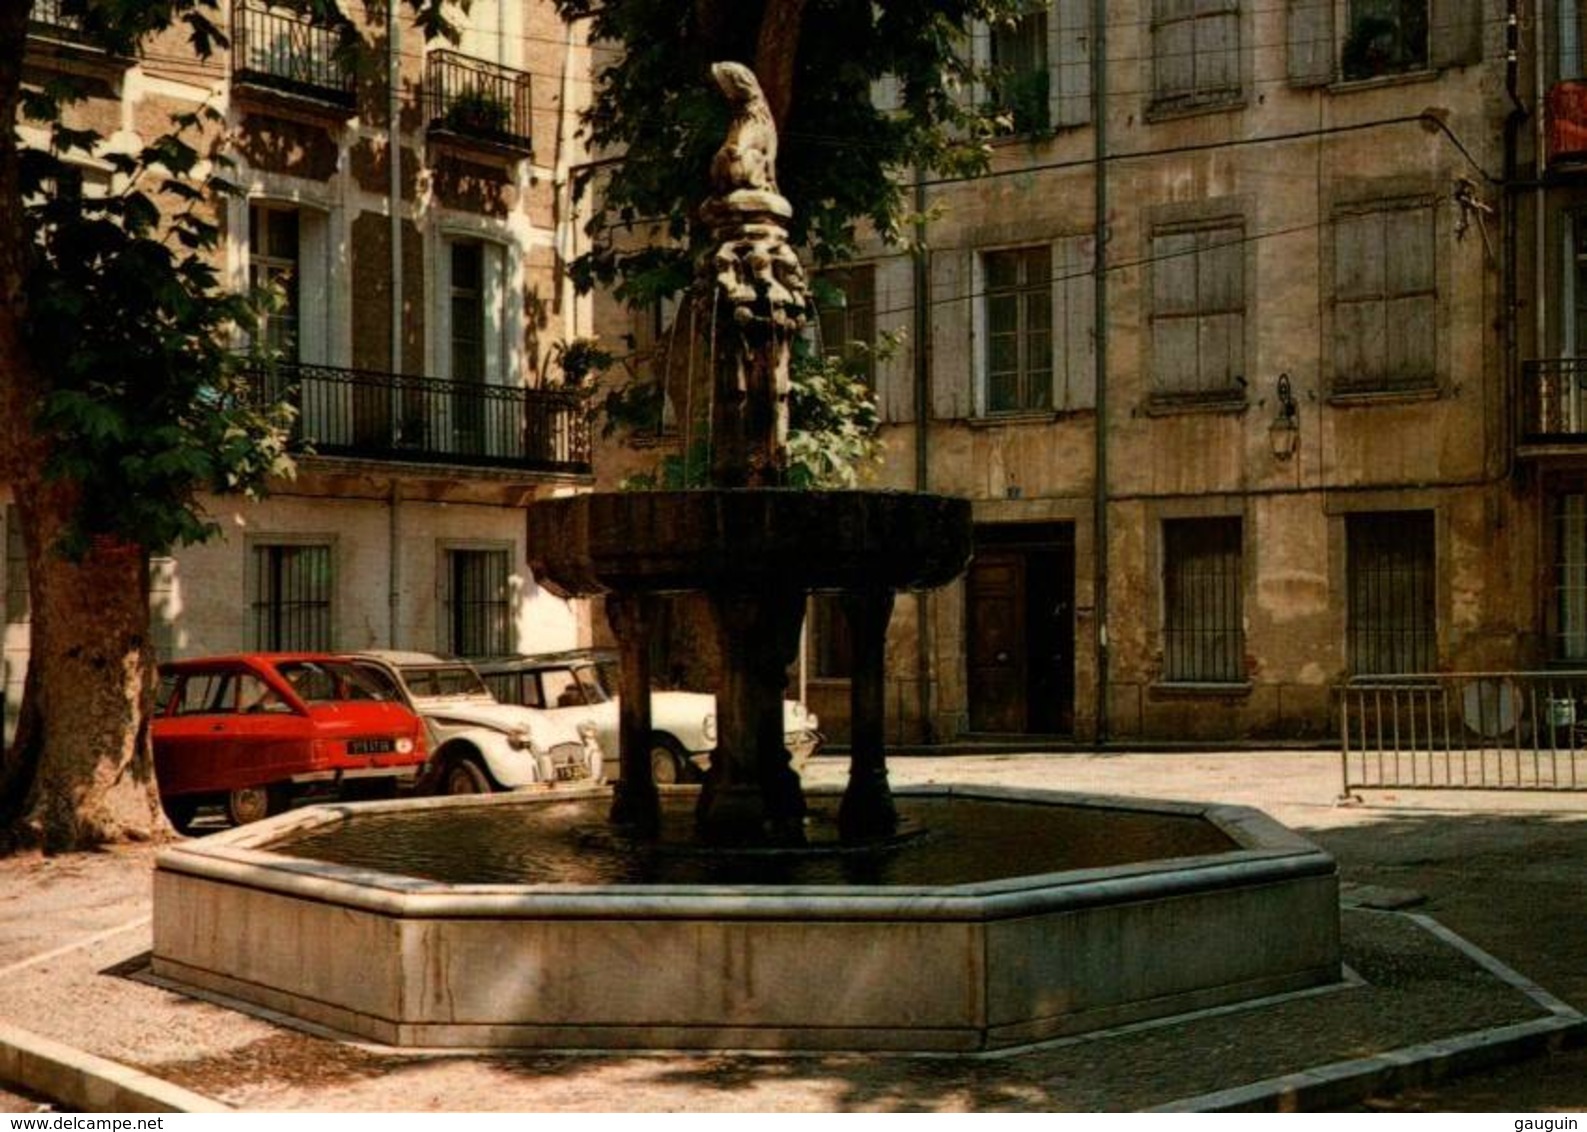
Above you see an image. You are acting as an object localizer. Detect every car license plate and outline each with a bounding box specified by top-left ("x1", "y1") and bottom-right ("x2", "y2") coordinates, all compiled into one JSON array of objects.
[
  {"x1": 554, "y1": 764, "x2": 588, "y2": 781},
  {"x1": 347, "y1": 738, "x2": 395, "y2": 756}
]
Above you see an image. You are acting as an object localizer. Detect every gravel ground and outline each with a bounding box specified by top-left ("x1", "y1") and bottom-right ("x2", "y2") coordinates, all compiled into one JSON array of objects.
[{"x1": 1, "y1": 750, "x2": 1585, "y2": 1111}]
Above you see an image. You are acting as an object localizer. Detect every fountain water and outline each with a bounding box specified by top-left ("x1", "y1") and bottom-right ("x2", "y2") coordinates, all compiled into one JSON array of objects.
[{"x1": 150, "y1": 63, "x2": 1340, "y2": 1053}]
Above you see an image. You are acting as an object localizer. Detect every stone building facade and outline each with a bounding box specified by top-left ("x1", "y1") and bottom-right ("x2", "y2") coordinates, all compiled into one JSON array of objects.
[
  {"x1": 597, "y1": 1, "x2": 1548, "y2": 747},
  {"x1": 2, "y1": 0, "x2": 596, "y2": 742}
]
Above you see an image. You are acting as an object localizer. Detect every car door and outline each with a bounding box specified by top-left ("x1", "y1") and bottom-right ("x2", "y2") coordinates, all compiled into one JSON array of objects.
[
  {"x1": 534, "y1": 665, "x2": 606, "y2": 742},
  {"x1": 153, "y1": 668, "x2": 242, "y2": 795},
  {"x1": 230, "y1": 670, "x2": 315, "y2": 781}
]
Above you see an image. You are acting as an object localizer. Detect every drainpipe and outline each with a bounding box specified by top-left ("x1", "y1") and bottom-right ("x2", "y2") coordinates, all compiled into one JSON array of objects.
[
  {"x1": 1536, "y1": 0, "x2": 1549, "y2": 367},
  {"x1": 388, "y1": 3, "x2": 403, "y2": 382},
  {"x1": 388, "y1": 481, "x2": 401, "y2": 648},
  {"x1": 387, "y1": 4, "x2": 403, "y2": 649},
  {"x1": 1091, "y1": 0, "x2": 1110, "y2": 745},
  {"x1": 1502, "y1": 0, "x2": 1523, "y2": 481},
  {"x1": 913, "y1": 164, "x2": 934, "y2": 743}
]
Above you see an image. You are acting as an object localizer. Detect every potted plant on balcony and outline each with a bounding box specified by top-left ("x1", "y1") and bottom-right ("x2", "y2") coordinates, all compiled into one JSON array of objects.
[{"x1": 443, "y1": 85, "x2": 511, "y2": 137}]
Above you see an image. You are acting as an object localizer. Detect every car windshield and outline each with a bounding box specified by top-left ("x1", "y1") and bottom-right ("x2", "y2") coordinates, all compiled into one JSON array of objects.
[
  {"x1": 399, "y1": 665, "x2": 491, "y2": 699},
  {"x1": 274, "y1": 660, "x2": 398, "y2": 704}
]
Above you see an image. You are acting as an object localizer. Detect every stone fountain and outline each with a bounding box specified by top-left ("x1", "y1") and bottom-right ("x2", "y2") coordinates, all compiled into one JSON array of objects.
[
  {"x1": 149, "y1": 64, "x2": 1341, "y2": 1054},
  {"x1": 527, "y1": 61, "x2": 971, "y2": 848}
]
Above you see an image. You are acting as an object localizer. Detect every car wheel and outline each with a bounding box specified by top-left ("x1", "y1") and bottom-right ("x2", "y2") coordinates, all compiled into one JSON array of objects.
[
  {"x1": 649, "y1": 735, "x2": 689, "y2": 785},
  {"x1": 226, "y1": 784, "x2": 287, "y2": 826},
  {"x1": 442, "y1": 757, "x2": 492, "y2": 795},
  {"x1": 161, "y1": 795, "x2": 201, "y2": 836}
]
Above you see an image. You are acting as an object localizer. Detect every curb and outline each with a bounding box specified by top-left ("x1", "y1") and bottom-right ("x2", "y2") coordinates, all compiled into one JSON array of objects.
[{"x1": 0, "y1": 1022, "x2": 230, "y2": 1114}]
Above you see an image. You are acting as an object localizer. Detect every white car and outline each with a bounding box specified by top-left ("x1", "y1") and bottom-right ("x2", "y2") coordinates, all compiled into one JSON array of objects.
[
  {"x1": 349, "y1": 651, "x2": 605, "y2": 793},
  {"x1": 474, "y1": 650, "x2": 823, "y2": 784}
]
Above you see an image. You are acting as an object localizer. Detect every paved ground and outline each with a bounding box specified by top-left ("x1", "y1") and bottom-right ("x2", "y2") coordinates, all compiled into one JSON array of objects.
[{"x1": 1, "y1": 749, "x2": 1585, "y2": 1111}]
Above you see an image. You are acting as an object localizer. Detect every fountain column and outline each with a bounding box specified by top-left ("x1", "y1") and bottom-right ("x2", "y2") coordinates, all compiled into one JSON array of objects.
[
  {"x1": 606, "y1": 592, "x2": 660, "y2": 833},
  {"x1": 838, "y1": 588, "x2": 897, "y2": 841}
]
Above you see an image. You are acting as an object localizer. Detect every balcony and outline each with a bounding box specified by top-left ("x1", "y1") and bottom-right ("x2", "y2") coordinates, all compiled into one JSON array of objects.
[
  {"x1": 249, "y1": 362, "x2": 591, "y2": 476},
  {"x1": 231, "y1": 1, "x2": 356, "y2": 114},
  {"x1": 1520, "y1": 359, "x2": 1587, "y2": 457},
  {"x1": 26, "y1": 0, "x2": 130, "y2": 87},
  {"x1": 28, "y1": 0, "x2": 88, "y2": 43},
  {"x1": 424, "y1": 50, "x2": 532, "y2": 157}
]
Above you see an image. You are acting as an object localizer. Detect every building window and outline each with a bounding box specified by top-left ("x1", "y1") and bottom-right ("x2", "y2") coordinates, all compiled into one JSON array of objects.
[
  {"x1": 1151, "y1": 0, "x2": 1241, "y2": 111},
  {"x1": 1347, "y1": 511, "x2": 1435, "y2": 674},
  {"x1": 1162, "y1": 517, "x2": 1244, "y2": 683},
  {"x1": 1341, "y1": 0, "x2": 1428, "y2": 81},
  {"x1": 1334, "y1": 199, "x2": 1436, "y2": 394},
  {"x1": 1556, "y1": 495, "x2": 1587, "y2": 661},
  {"x1": 3, "y1": 506, "x2": 27, "y2": 627},
  {"x1": 813, "y1": 265, "x2": 877, "y2": 386},
  {"x1": 248, "y1": 543, "x2": 331, "y2": 651},
  {"x1": 807, "y1": 595, "x2": 854, "y2": 680},
  {"x1": 1150, "y1": 219, "x2": 1245, "y2": 401},
  {"x1": 989, "y1": 5, "x2": 1050, "y2": 134},
  {"x1": 984, "y1": 245, "x2": 1053, "y2": 414},
  {"x1": 442, "y1": 548, "x2": 510, "y2": 658},
  {"x1": 249, "y1": 203, "x2": 300, "y2": 362}
]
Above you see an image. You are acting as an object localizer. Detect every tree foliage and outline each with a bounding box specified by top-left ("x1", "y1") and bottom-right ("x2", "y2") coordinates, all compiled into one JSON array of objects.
[{"x1": 553, "y1": 0, "x2": 1028, "y2": 307}]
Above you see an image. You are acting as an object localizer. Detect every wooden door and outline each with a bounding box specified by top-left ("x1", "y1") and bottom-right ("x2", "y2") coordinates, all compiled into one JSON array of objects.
[{"x1": 967, "y1": 551, "x2": 1026, "y2": 732}]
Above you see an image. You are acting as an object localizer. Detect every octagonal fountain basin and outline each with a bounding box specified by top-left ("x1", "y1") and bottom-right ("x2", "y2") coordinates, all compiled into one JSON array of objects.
[{"x1": 150, "y1": 786, "x2": 1341, "y2": 1054}]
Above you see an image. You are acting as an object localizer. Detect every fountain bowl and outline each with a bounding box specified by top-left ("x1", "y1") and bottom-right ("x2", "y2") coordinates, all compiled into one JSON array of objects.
[{"x1": 151, "y1": 785, "x2": 1340, "y2": 1053}]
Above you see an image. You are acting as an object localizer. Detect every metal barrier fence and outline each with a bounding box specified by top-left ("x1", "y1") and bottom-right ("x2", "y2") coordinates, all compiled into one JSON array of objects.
[{"x1": 1340, "y1": 671, "x2": 1587, "y2": 794}]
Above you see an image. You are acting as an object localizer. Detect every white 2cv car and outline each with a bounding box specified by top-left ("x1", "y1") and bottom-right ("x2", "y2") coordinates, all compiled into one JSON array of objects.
[
  {"x1": 348, "y1": 651, "x2": 605, "y2": 793},
  {"x1": 473, "y1": 649, "x2": 822, "y2": 784}
]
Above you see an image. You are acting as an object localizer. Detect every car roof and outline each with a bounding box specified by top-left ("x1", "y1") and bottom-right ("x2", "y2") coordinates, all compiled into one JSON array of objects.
[
  {"x1": 160, "y1": 653, "x2": 344, "y2": 672},
  {"x1": 349, "y1": 650, "x2": 468, "y2": 667},
  {"x1": 472, "y1": 649, "x2": 614, "y2": 672}
]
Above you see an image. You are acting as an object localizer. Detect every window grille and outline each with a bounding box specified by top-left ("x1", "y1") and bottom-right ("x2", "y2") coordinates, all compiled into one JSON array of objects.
[
  {"x1": 3, "y1": 507, "x2": 27, "y2": 627},
  {"x1": 1556, "y1": 495, "x2": 1587, "y2": 661},
  {"x1": 984, "y1": 245, "x2": 1053, "y2": 414},
  {"x1": 249, "y1": 543, "x2": 331, "y2": 651},
  {"x1": 1163, "y1": 517, "x2": 1244, "y2": 683},
  {"x1": 1151, "y1": 220, "x2": 1245, "y2": 400},
  {"x1": 1347, "y1": 511, "x2": 1435, "y2": 674},
  {"x1": 444, "y1": 548, "x2": 510, "y2": 658},
  {"x1": 1152, "y1": 0, "x2": 1241, "y2": 110}
]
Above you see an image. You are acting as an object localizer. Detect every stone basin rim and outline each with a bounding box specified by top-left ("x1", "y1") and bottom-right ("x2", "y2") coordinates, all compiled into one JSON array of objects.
[{"x1": 154, "y1": 785, "x2": 1338, "y2": 921}]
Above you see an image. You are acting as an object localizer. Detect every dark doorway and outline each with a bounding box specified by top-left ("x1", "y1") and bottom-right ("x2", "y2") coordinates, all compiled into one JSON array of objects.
[{"x1": 966, "y1": 522, "x2": 1075, "y2": 735}]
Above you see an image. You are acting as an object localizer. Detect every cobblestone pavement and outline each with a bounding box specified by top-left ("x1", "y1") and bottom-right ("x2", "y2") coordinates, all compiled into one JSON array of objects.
[{"x1": 1, "y1": 749, "x2": 1584, "y2": 1111}]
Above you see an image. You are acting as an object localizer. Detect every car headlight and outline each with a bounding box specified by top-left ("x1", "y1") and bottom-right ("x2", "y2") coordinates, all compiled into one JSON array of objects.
[
  {"x1": 703, "y1": 712, "x2": 716, "y2": 743},
  {"x1": 506, "y1": 726, "x2": 535, "y2": 751},
  {"x1": 395, "y1": 737, "x2": 415, "y2": 755}
]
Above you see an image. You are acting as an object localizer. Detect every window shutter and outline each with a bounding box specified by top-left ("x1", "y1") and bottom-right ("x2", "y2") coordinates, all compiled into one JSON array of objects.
[
  {"x1": 1286, "y1": 0, "x2": 1334, "y2": 86},
  {"x1": 876, "y1": 257, "x2": 916, "y2": 424},
  {"x1": 483, "y1": 242, "x2": 506, "y2": 386},
  {"x1": 1051, "y1": 0, "x2": 1092, "y2": 127},
  {"x1": 296, "y1": 209, "x2": 329, "y2": 367},
  {"x1": 930, "y1": 248, "x2": 973, "y2": 420},
  {"x1": 1054, "y1": 235, "x2": 1095, "y2": 409},
  {"x1": 1431, "y1": 0, "x2": 1482, "y2": 69}
]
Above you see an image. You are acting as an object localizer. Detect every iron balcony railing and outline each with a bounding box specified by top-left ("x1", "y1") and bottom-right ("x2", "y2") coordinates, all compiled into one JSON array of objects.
[
  {"x1": 1339, "y1": 671, "x2": 1587, "y2": 795},
  {"x1": 247, "y1": 361, "x2": 591, "y2": 475},
  {"x1": 424, "y1": 49, "x2": 532, "y2": 152},
  {"x1": 231, "y1": 1, "x2": 356, "y2": 109},
  {"x1": 1521, "y1": 358, "x2": 1587, "y2": 445},
  {"x1": 28, "y1": 0, "x2": 89, "y2": 44}
]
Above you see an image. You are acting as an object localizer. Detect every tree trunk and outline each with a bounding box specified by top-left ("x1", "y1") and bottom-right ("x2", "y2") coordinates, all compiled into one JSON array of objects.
[
  {"x1": 2, "y1": 486, "x2": 163, "y2": 853},
  {"x1": 753, "y1": 0, "x2": 807, "y2": 128},
  {"x1": 0, "y1": 9, "x2": 165, "y2": 853}
]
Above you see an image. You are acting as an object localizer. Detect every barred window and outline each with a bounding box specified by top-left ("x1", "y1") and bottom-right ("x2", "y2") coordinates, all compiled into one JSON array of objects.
[
  {"x1": 984, "y1": 245, "x2": 1053, "y2": 414},
  {"x1": 442, "y1": 548, "x2": 511, "y2": 658},
  {"x1": 1347, "y1": 511, "x2": 1436, "y2": 674},
  {"x1": 249, "y1": 543, "x2": 331, "y2": 651},
  {"x1": 1555, "y1": 494, "x2": 1587, "y2": 661},
  {"x1": 808, "y1": 595, "x2": 854, "y2": 680},
  {"x1": 989, "y1": 5, "x2": 1050, "y2": 134},
  {"x1": 1162, "y1": 517, "x2": 1244, "y2": 683},
  {"x1": 1341, "y1": 0, "x2": 1428, "y2": 81}
]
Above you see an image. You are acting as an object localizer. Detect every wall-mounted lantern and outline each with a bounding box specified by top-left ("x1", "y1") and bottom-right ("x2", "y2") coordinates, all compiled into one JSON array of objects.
[{"x1": 1269, "y1": 372, "x2": 1299, "y2": 461}]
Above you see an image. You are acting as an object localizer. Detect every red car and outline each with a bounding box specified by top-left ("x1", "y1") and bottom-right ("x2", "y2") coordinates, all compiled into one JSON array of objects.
[{"x1": 153, "y1": 653, "x2": 428, "y2": 832}]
